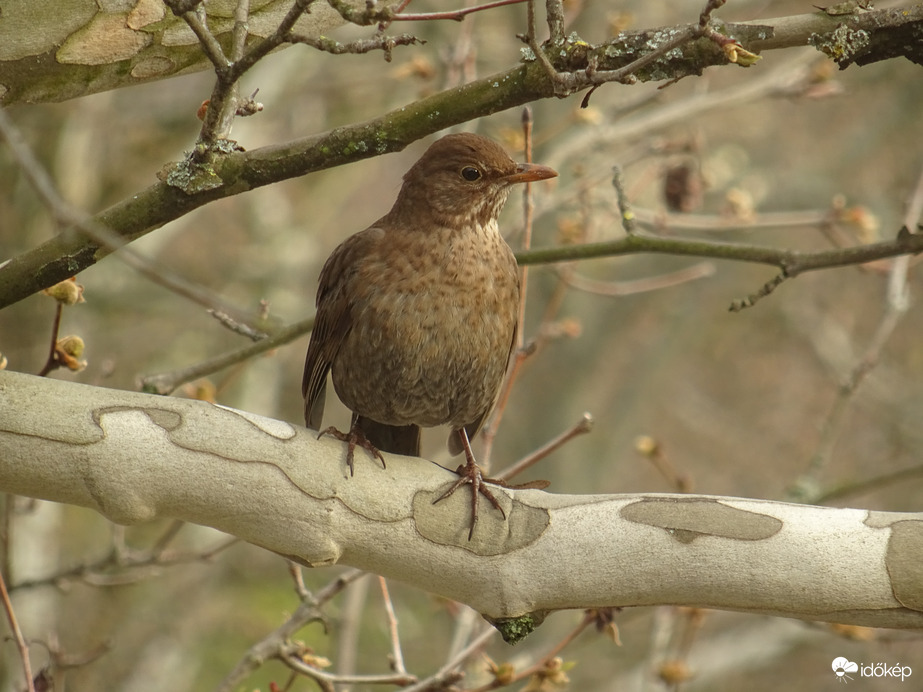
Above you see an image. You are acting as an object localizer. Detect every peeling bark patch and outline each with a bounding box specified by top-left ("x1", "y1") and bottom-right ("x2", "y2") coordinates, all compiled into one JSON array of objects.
[
  {"x1": 57, "y1": 13, "x2": 152, "y2": 65},
  {"x1": 93, "y1": 406, "x2": 181, "y2": 432},
  {"x1": 865, "y1": 510, "x2": 908, "y2": 529},
  {"x1": 886, "y1": 520, "x2": 923, "y2": 612},
  {"x1": 131, "y1": 56, "x2": 176, "y2": 79},
  {"x1": 412, "y1": 490, "x2": 549, "y2": 555},
  {"x1": 621, "y1": 497, "x2": 782, "y2": 543},
  {"x1": 139, "y1": 408, "x2": 183, "y2": 431},
  {"x1": 214, "y1": 404, "x2": 298, "y2": 440}
]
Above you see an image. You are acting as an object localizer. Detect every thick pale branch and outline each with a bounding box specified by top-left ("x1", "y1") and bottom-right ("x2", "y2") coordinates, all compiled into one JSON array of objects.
[
  {"x1": 1, "y1": 369, "x2": 921, "y2": 634},
  {"x1": 0, "y1": 1, "x2": 351, "y2": 105}
]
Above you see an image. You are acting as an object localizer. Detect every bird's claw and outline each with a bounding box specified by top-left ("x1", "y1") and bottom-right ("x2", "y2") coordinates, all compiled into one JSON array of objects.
[
  {"x1": 433, "y1": 461, "x2": 506, "y2": 540},
  {"x1": 318, "y1": 425, "x2": 386, "y2": 475}
]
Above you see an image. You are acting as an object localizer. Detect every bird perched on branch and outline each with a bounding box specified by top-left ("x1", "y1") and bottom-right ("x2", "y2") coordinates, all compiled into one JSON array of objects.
[{"x1": 302, "y1": 132, "x2": 557, "y2": 538}]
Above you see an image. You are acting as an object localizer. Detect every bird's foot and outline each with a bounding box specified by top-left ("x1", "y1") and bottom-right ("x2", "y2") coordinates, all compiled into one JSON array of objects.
[
  {"x1": 317, "y1": 424, "x2": 386, "y2": 476},
  {"x1": 433, "y1": 457, "x2": 506, "y2": 541}
]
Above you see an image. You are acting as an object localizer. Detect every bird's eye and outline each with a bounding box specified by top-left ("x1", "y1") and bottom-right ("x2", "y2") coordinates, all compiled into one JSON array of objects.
[{"x1": 461, "y1": 166, "x2": 481, "y2": 181}]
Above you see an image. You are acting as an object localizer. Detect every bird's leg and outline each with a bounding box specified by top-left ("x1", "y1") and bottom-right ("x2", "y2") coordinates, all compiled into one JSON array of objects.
[
  {"x1": 433, "y1": 428, "x2": 506, "y2": 540},
  {"x1": 318, "y1": 413, "x2": 386, "y2": 476}
]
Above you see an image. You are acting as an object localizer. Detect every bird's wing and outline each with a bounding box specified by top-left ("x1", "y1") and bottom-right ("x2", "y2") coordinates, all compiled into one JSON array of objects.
[{"x1": 302, "y1": 227, "x2": 383, "y2": 429}]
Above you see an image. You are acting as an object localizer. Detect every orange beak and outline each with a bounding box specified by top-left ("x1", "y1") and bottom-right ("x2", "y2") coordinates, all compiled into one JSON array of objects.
[{"x1": 505, "y1": 162, "x2": 558, "y2": 184}]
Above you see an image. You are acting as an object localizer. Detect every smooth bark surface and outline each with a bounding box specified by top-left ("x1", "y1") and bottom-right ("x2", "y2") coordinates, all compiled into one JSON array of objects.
[{"x1": 2, "y1": 369, "x2": 921, "y2": 629}]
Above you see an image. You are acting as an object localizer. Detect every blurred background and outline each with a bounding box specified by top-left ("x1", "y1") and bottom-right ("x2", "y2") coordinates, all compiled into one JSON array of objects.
[{"x1": 1, "y1": 0, "x2": 922, "y2": 690}]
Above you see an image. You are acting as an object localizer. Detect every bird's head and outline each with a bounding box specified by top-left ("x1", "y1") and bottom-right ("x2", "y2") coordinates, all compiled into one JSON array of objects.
[{"x1": 390, "y1": 133, "x2": 557, "y2": 230}]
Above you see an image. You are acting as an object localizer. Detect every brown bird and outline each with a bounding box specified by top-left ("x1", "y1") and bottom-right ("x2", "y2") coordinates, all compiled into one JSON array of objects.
[{"x1": 302, "y1": 132, "x2": 557, "y2": 537}]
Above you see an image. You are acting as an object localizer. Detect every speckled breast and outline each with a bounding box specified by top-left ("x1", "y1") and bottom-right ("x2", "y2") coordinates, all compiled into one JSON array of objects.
[{"x1": 330, "y1": 226, "x2": 519, "y2": 429}]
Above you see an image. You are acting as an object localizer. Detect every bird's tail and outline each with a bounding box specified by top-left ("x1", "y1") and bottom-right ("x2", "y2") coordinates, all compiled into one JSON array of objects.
[{"x1": 356, "y1": 416, "x2": 421, "y2": 457}]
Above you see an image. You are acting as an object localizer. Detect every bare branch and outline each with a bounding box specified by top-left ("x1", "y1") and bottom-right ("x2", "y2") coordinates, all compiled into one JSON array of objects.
[
  {"x1": 390, "y1": 0, "x2": 531, "y2": 22},
  {"x1": 0, "y1": 108, "x2": 267, "y2": 328},
  {"x1": 611, "y1": 165, "x2": 638, "y2": 234},
  {"x1": 0, "y1": 569, "x2": 35, "y2": 692},
  {"x1": 401, "y1": 627, "x2": 493, "y2": 692},
  {"x1": 791, "y1": 162, "x2": 923, "y2": 501},
  {"x1": 378, "y1": 577, "x2": 409, "y2": 677},
  {"x1": 560, "y1": 262, "x2": 716, "y2": 297},
  {"x1": 515, "y1": 229, "x2": 923, "y2": 279},
  {"x1": 728, "y1": 271, "x2": 790, "y2": 311},
  {"x1": 138, "y1": 315, "x2": 315, "y2": 395},
  {"x1": 496, "y1": 413, "x2": 594, "y2": 481},
  {"x1": 325, "y1": 0, "x2": 395, "y2": 26},
  {"x1": 287, "y1": 31, "x2": 423, "y2": 61},
  {"x1": 12, "y1": 533, "x2": 239, "y2": 591},
  {"x1": 233, "y1": 0, "x2": 321, "y2": 75},
  {"x1": 544, "y1": 0, "x2": 565, "y2": 42},
  {"x1": 215, "y1": 568, "x2": 367, "y2": 692},
  {"x1": 164, "y1": 1, "x2": 228, "y2": 71},
  {"x1": 3, "y1": 8, "x2": 921, "y2": 308}
]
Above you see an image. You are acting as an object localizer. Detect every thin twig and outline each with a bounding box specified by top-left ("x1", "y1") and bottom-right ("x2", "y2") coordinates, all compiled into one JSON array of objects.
[
  {"x1": 378, "y1": 577, "x2": 408, "y2": 676},
  {"x1": 400, "y1": 626, "x2": 496, "y2": 692},
  {"x1": 496, "y1": 413, "x2": 594, "y2": 482},
  {"x1": 517, "y1": 105, "x2": 535, "y2": 350},
  {"x1": 335, "y1": 571, "x2": 371, "y2": 690},
  {"x1": 173, "y1": 0, "x2": 319, "y2": 147},
  {"x1": 214, "y1": 568, "x2": 367, "y2": 692},
  {"x1": 544, "y1": 0, "x2": 566, "y2": 41},
  {"x1": 631, "y1": 207, "x2": 834, "y2": 234},
  {"x1": 814, "y1": 462, "x2": 923, "y2": 504},
  {"x1": 288, "y1": 32, "x2": 422, "y2": 61},
  {"x1": 570, "y1": 0, "x2": 731, "y2": 95},
  {"x1": 278, "y1": 647, "x2": 416, "y2": 686},
  {"x1": 139, "y1": 314, "x2": 314, "y2": 394},
  {"x1": 470, "y1": 611, "x2": 596, "y2": 692},
  {"x1": 35, "y1": 634, "x2": 111, "y2": 671},
  {"x1": 208, "y1": 310, "x2": 270, "y2": 341},
  {"x1": 390, "y1": 0, "x2": 530, "y2": 22},
  {"x1": 231, "y1": 0, "x2": 251, "y2": 62},
  {"x1": 515, "y1": 230, "x2": 923, "y2": 277},
  {"x1": 480, "y1": 108, "x2": 539, "y2": 468},
  {"x1": 0, "y1": 107, "x2": 267, "y2": 332},
  {"x1": 288, "y1": 561, "x2": 312, "y2": 602},
  {"x1": 445, "y1": 606, "x2": 481, "y2": 662},
  {"x1": 728, "y1": 270, "x2": 789, "y2": 311},
  {"x1": 791, "y1": 163, "x2": 923, "y2": 501},
  {"x1": 611, "y1": 165, "x2": 637, "y2": 234},
  {"x1": 233, "y1": 0, "x2": 319, "y2": 76},
  {"x1": 0, "y1": 568, "x2": 35, "y2": 692},
  {"x1": 480, "y1": 340, "x2": 535, "y2": 469},
  {"x1": 512, "y1": 611, "x2": 594, "y2": 678},
  {"x1": 1, "y1": 497, "x2": 12, "y2": 590},
  {"x1": 149, "y1": 519, "x2": 186, "y2": 555},
  {"x1": 36, "y1": 303, "x2": 63, "y2": 377},
  {"x1": 524, "y1": 0, "x2": 564, "y2": 93},
  {"x1": 12, "y1": 535, "x2": 239, "y2": 591},
  {"x1": 560, "y1": 262, "x2": 715, "y2": 297},
  {"x1": 168, "y1": 3, "x2": 228, "y2": 70},
  {"x1": 483, "y1": 162, "x2": 591, "y2": 463},
  {"x1": 636, "y1": 436, "x2": 693, "y2": 493}
]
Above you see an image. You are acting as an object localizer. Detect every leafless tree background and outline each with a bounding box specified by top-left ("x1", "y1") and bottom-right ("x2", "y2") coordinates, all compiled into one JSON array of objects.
[{"x1": 1, "y1": 0, "x2": 922, "y2": 690}]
